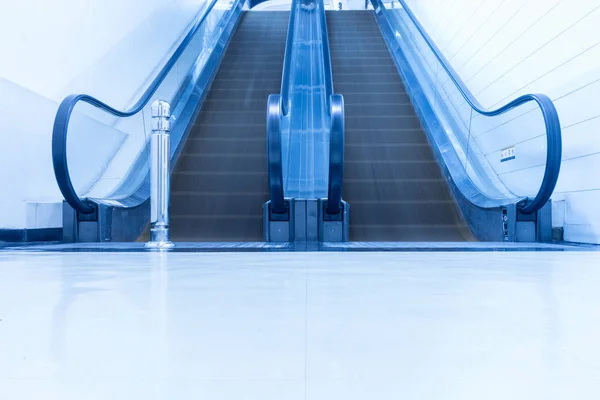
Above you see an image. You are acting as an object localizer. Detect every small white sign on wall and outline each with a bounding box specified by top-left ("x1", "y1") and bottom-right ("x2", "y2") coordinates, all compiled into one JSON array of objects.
[{"x1": 500, "y1": 146, "x2": 516, "y2": 163}]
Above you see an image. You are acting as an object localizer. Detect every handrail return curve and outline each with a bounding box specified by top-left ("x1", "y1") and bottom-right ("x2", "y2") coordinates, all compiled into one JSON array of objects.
[
  {"x1": 52, "y1": 0, "x2": 220, "y2": 214},
  {"x1": 266, "y1": 0, "x2": 299, "y2": 215},
  {"x1": 319, "y1": 0, "x2": 344, "y2": 215}
]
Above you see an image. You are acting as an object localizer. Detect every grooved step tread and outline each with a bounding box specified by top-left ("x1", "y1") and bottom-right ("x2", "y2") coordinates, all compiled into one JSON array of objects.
[{"x1": 328, "y1": 10, "x2": 473, "y2": 242}]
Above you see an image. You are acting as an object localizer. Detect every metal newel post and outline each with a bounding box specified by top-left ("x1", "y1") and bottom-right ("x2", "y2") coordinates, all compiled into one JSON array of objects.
[{"x1": 145, "y1": 100, "x2": 174, "y2": 249}]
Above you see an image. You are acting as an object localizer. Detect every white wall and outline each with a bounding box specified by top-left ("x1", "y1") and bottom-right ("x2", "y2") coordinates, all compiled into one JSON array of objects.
[
  {"x1": 0, "y1": 0, "x2": 202, "y2": 103},
  {"x1": 0, "y1": 0, "x2": 208, "y2": 231},
  {"x1": 404, "y1": 0, "x2": 600, "y2": 244}
]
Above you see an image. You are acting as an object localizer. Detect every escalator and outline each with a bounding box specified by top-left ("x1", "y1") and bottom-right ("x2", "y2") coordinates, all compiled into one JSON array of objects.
[
  {"x1": 167, "y1": 11, "x2": 289, "y2": 241},
  {"x1": 50, "y1": 0, "x2": 559, "y2": 245},
  {"x1": 327, "y1": 11, "x2": 473, "y2": 242}
]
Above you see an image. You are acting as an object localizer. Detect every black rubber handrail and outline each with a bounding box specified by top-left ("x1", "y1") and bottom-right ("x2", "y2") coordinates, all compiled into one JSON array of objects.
[
  {"x1": 319, "y1": 0, "x2": 334, "y2": 114},
  {"x1": 371, "y1": 0, "x2": 562, "y2": 214},
  {"x1": 266, "y1": 94, "x2": 285, "y2": 214},
  {"x1": 318, "y1": 0, "x2": 344, "y2": 215},
  {"x1": 52, "y1": 0, "x2": 220, "y2": 214},
  {"x1": 279, "y1": 0, "x2": 299, "y2": 116},
  {"x1": 327, "y1": 94, "x2": 344, "y2": 215},
  {"x1": 266, "y1": 0, "x2": 299, "y2": 214}
]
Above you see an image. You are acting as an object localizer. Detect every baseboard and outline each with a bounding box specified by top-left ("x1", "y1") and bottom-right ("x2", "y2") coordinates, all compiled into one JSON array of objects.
[{"x1": 0, "y1": 228, "x2": 62, "y2": 243}]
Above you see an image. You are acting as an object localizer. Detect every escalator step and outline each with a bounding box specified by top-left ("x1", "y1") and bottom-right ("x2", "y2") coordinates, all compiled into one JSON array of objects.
[
  {"x1": 201, "y1": 99, "x2": 269, "y2": 113},
  {"x1": 181, "y1": 137, "x2": 266, "y2": 154},
  {"x1": 330, "y1": 56, "x2": 399, "y2": 67},
  {"x1": 170, "y1": 193, "x2": 268, "y2": 216},
  {"x1": 344, "y1": 160, "x2": 443, "y2": 180},
  {"x1": 332, "y1": 63, "x2": 398, "y2": 74},
  {"x1": 349, "y1": 225, "x2": 473, "y2": 242},
  {"x1": 216, "y1": 66, "x2": 284, "y2": 80},
  {"x1": 194, "y1": 110, "x2": 271, "y2": 126},
  {"x1": 348, "y1": 202, "x2": 464, "y2": 226},
  {"x1": 170, "y1": 216, "x2": 264, "y2": 242},
  {"x1": 207, "y1": 88, "x2": 279, "y2": 101},
  {"x1": 332, "y1": 72, "x2": 404, "y2": 84},
  {"x1": 343, "y1": 180, "x2": 452, "y2": 202},
  {"x1": 341, "y1": 92, "x2": 412, "y2": 105},
  {"x1": 346, "y1": 114, "x2": 422, "y2": 130},
  {"x1": 208, "y1": 80, "x2": 281, "y2": 92},
  {"x1": 171, "y1": 171, "x2": 266, "y2": 193},
  {"x1": 331, "y1": 48, "x2": 392, "y2": 58},
  {"x1": 174, "y1": 152, "x2": 267, "y2": 173},
  {"x1": 334, "y1": 82, "x2": 407, "y2": 94},
  {"x1": 330, "y1": 43, "x2": 389, "y2": 52},
  {"x1": 345, "y1": 142, "x2": 435, "y2": 161},
  {"x1": 185, "y1": 125, "x2": 266, "y2": 139},
  {"x1": 344, "y1": 102, "x2": 417, "y2": 116},
  {"x1": 222, "y1": 53, "x2": 287, "y2": 63},
  {"x1": 344, "y1": 129, "x2": 430, "y2": 145}
]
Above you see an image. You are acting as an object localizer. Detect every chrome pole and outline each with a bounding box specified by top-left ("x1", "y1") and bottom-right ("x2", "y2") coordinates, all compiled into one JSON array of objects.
[{"x1": 145, "y1": 100, "x2": 174, "y2": 249}]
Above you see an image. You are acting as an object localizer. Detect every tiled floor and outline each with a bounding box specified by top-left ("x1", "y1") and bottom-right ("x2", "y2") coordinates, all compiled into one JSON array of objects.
[
  {"x1": 2, "y1": 241, "x2": 594, "y2": 252},
  {"x1": 1, "y1": 251, "x2": 599, "y2": 399}
]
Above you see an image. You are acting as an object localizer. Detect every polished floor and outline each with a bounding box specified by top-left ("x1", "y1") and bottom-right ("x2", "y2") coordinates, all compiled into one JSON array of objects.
[{"x1": 1, "y1": 251, "x2": 599, "y2": 399}]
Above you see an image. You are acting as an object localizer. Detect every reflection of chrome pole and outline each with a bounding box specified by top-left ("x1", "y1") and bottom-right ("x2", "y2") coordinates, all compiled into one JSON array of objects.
[{"x1": 146, "y1": 100, "x2": 174, "y2": 250}]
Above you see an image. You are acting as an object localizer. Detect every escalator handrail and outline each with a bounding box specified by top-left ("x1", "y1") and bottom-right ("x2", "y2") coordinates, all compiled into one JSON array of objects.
[
  {"x1": 266, "y1": 94, "x2": 285, "y2": 214},
  {"x1": 267, "y1": 0, "x2": 299, "y2": 214},
  {"x1": 279, "y1": 0, "x2": 299, "y2": 116},
  {"x1": 317, "y1": 0, "x2": 344, "y2": 214},
  {"x1": 371, "y1": 0, "x2": 562, "y2": 214},
  {"x1": 327, "y1": 94, "x2": 344, "y2": 215},
  {"x1": 52, "y1": 0, "x2": 220, "y2": 214},
  {"x1": 318, "y1": 0, "x2": 334, "y2": 115}
]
